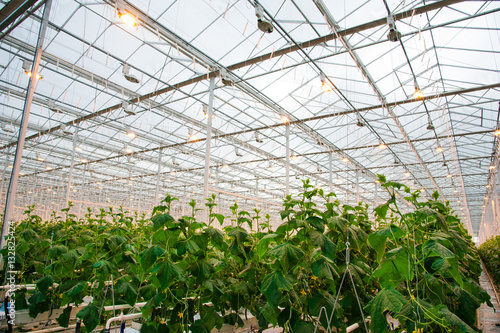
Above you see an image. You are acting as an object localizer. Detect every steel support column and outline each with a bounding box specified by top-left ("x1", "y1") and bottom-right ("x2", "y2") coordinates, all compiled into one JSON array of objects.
[
  {"x1": 1, "y1": 0, "x2": 52, "y2": 256},
  {"x1": 203, "y1": 76, "x2": 215, "y2": 222}
]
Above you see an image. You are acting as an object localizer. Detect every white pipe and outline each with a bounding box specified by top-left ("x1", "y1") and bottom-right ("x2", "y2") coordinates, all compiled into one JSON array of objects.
[
  {"x1": 105, "y1": 313, "x2": 143, "y2": 330},
  {"x1": 103, "y1": 302, "x2": 146, "y2": 312},
  {"x1": 24, "y1": 324, "x2": 77, "y2": 333}
]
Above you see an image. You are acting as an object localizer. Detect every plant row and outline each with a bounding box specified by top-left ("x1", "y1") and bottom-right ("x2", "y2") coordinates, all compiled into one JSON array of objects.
[
  {"x1": 4, "y1": 176, "x2": 493, "y2": 333},
  {"x1": 478, "y1": 234, "x2": 500, "y2": 286}
]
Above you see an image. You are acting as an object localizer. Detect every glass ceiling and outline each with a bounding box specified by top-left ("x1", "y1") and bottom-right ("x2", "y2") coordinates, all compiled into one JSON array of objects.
[{"x1": 0, "y1": 0, "x2": 499, "y2": 237}]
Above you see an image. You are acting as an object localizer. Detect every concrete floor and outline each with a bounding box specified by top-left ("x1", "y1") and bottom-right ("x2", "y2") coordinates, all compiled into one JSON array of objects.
[{"x1": 478, "y1": 267, "x2": 500, "y2": 333}]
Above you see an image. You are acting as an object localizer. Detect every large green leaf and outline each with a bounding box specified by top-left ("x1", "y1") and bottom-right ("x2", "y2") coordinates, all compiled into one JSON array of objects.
[
  {"x1": 309, "y1": 231, "x2": 335, "y2": 257},
  {"x1": 368, "y1": 224, "x2": 405, "y2": 263},
  {"x1": 49, "y1": 245, "x2": 68, "y2": 259},
  {"x1": 364, "y1": 286, "x2": 407, "y2": 332},
  {"x1": 267, "y1": 243, "x2": 304, "y2": 271},
  {"x1": 257, "y1": 233, "x2": 279, "y2": 259},
  {"x1": 205, "y1": 227, "x2": 225, "y2": 248},
  {"x1": 260, "y1": 303, "x2": 280, "y2": 326},
  {"x1": 427, "y1": 304, "x2": 476, "y2": 333},
  {"x1": 36, "y1": 275, "x2": 53, "y2": 294},
  {"x1": 261, "y1": 271, "x2": 293, "y2": 306},
  {"x1": 152, "y1": 213, "x2": 174, "y2": 231},
  {"x1": 140, "y1": 245, "x2": 165, "y2": 271},
  {"x1": 56, "y1": 306, "x2": 72, "y2": 328},
  {"x1": 423, "y1": 239, "x2": 455, "y2": 259},
  {"x1": 76, "y1": 303, "x2": 100, "y2": 333},
  {"x1": 372, "y1": 247, "x2": 410, "y2": 288},
  {"x1": 156, "y1": 260, "x2": 183, "y2": 289},
  {"x1": 311, "y1": 256, "x2": 339, "y2": 281},
  {"x1": 116, "y1": 279, "x2": 138, "y2": 306}
]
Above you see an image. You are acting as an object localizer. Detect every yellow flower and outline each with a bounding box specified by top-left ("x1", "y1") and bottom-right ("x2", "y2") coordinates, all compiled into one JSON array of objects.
[
  {"x1": 59, "y1": 293, "x2": 63, "y2": 298},
  {"x1": 311, "y1": 275, "x2": 318, "y2": 281},
  {"x1": 300, "y1": 289, "x2": 307, "y2": 296},
  {"x1": 412, "y1": 328, "x2": 423, "y2": 333},
  {"x1": 177, "y1": 312, "x2": 183, "y2": 319},
  {"x1": 160, "y1": 320, "x2": 166, "y2": 324}
]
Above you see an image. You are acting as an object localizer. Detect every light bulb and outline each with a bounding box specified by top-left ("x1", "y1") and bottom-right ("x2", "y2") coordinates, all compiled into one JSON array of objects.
[
  {"x1": 280, "y1": 115, "x2": 289, "y2": 123},
  {"x1": 436, "y1": 146, "x2": 443, "y2": 153},
  {"x1": 320, "y1": 73, "x2": 332, "y2": 92},
  {"x1": 489, "y1": 165, "x2": 495, "y2": 170},
  {"x1": 342, "y1": 157, "x2": 349, "y2": 163},
  {"x1": 446, "y1": 173, "x2": 452, "y2": 178},
  {"x1": 413, "y1": 87, "x2": 424, "y2": 99},
  {"x1": 75, "y1": 146, "x2": 83, "y2": 152},
  {"x1": 379, "y1": 142, "x2": 387, "y2": 150},
  {"x1": 118, "y1": 11, "x2": 137, "y2": 27},
  {"x1": 127, "y1": 131, "x2": 136, "y2": 138}
]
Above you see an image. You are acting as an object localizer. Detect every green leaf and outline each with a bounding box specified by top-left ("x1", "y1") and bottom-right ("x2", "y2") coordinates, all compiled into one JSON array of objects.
[
  {"x1": 156, "y1": 260, "x2": 183, "y2": 289},
  {"x1": 372, "y1": 247, "x2": 410, "y2": 287},
  {"x1": 210, "y1": 213, "x2": 225, "y2": 226},
  {"x1": 66, "y1": 281, "x2": 85, "y2": 297},
  {"x1": 116, "y1": 279, "x2": 138, "y2": 306},
  {"x1": 364, "y1": 286, "x2": 407, "y2": 332},
  {"x1": 427, "y1": 305, "x2": 476, "y2": 333},
  {"x1": 267, "y1": 243, "x2": 304, "y2": 271},
  {"x1": 140, "y1": 245, "x2": 165, "y2": 271},
  {"x1": 262, "y1": 271, "x2": 293, "y2": 307},
  {"x1": 368, "y1": 224, "x2": 405, "y2": 263},
  {"x1": 306, "y1": 216, "x2": 325, "y2": 232},
  {"x1": 260, "y1": 303, "x2": 280, "y2": 326},
  {"x1": 49, "y1": 245, "x2": 68, "y2": 259},
  {"x1": 56, "y1": 306, "x2": 72, "y2": 328},
  {"x1": 205, "y1": 227, "x2": 225, "y2": 248},
  {"x1": 178, "y1": 239, "x2": 200, "y2": 255},
  {"x1": 257, "y1": 233, "x2": 279, "y2": 259},
  {"x1": 423, "y1": 239, "x2": 455, "y2": 259},
  {"x1": 152, "y1": 213, "x2": 174, "y2": 231},
  {"x1": 36, "y1": 275, "x2": 53, "y2": 294},
  {"x1": 309, "y1": 231, "x2": 335, "y2": 257},
  {"x1": 76, "y1": 304, "x2": 100, "y2": 333},
  {"x1": 374, "y1": 204, "x2": 389, "y2": 219},
  {"x1": 311, "y1": 256, "x2": 339, "y2": 280}
]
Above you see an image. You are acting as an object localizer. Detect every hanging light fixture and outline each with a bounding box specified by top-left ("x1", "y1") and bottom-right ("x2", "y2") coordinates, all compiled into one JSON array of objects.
[
  {"x1": 21, "y1": 59, "x2": 43, "y2": 79},
  {"x1": 405, "y1": 171, "x2": 410, "y2": 177},
  {"x1": 446, "y1": 173, "x2": 452, "y2": 178},
  {"x1": 356, "y1": 113, "x2": 365, "y2": 127},
  {"x1": 126, "y1": 128, "x2": 136, "y2": 138},
  {"x1": 426, "y1": 115, "x2": 434, "y2": 130},
  {"x1": 342, "y1": 157, "x2": 349, "y2": 163},
  {"x1": 489, "y1": 165, "x2": 495, "y2": 170},
  {"x1": 378, "y1": 140, "x2": 387, "y2": 150},
  {"x1": 124, "y1": 144, "x2": 133, "y2": 153},
  {"x1": 203, "y1": 104, "x2": 214, "y2": 119},
  {"x1": 494, "y1": 125, "x2": 500, "y2": 136},
  {"x1": 1, "y1": 123, "x2": 14, "y2": 133},
  {"x1": 280, "y1": 115, "x2": 289, "y2": 123},
  {"x1": 122, "y1": 64, "x2": 139, "y2": 83},
  {"x1": 255, "y1": 131, "x2": 264, "y2": 143},
  {"x1": 320, "y1": 73, "x2": 333, "y2": 92},
  {"x1": 386, "y1": 16, "x2": 402, "y2": 42},
  {"x1": 172, "y1": 157, "x2": 179, "y2": 166},
  {"x1": 268, "y1": 160, "x2": 275, "y2": 170},
  {"x1": 188, "y1": 129, "x2": 198, "y2": 141},
  {"x1": 118, "y1": 7, "x2": 138, "y2": 27},
  {"x1": 255, "y1": 4, "x2": 273, "y2": 33},
  {"x1": 235, "y1": 147, "x2": 243, "y2": 157},
  {"x1": 122, "y1": 101, "x2": 136, "y2": 116},
  {"x1": 36, "y1": 153, "x2": 45, "y2": 162},
  {"x1": 436, "y1": 146, "x2": 443, "y2": 153}
]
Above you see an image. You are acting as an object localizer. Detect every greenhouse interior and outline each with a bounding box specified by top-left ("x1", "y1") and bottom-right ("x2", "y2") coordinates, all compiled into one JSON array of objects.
[{"x1": 0, "y1": 0, "x2": 500, "y2": 332}]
